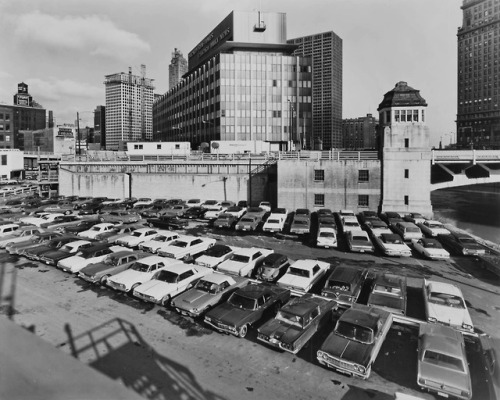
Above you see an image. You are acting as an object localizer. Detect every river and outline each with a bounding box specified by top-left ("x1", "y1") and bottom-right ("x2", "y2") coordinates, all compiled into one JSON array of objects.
[{"x1": 431, "y1": 186, "x2": 500, "y2": 245}]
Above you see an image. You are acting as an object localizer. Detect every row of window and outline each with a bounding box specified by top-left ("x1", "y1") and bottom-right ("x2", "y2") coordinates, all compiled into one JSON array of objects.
[
  {"x1": 0, "y1": 114, "x2": 11, "y2": 120},
  {"x1": 314, "y1": 169, "x2": 370, "y2": 182},
  {"x1": 313, "y1": 194, "x2": 369, "y2": 207}
]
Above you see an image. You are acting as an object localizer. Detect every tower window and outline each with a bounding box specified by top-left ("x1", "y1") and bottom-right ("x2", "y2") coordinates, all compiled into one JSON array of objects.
[
  {"x1": 401, "y1": 110, "x2": 406, "y2": 122},
  {"x1": 314, "y1": 169, "x2": 325, "y2": 181},
  {"x1": 358, "y1": 170, "x2": 369, "y2": 182},
  {"x1": 413, "y1": 110, "x2": 419, "y2": 122},
  {"x1": 404, "y1": 138, "x2": 409, "y2": 148},
  {"x1": 358, "y1": 195, "x2": 369, "y2": 207},
  {"x1": 395, "y1": 110, "x2": 400, "y2": 122},
  {"x1": 406, "y1": 110, "x2": 412, "y2": 122},
  {"x1": 404, "y1": 195, "x2": 409, "y2": 205},
  {"x1": 404, "y1": 169, "x2": 409, "y2": 178}
]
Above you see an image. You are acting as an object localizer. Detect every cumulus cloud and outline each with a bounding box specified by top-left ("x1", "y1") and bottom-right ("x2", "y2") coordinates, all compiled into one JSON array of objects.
[{"x1": 14, "y1": 12, "x2": 150, "y2": 61}]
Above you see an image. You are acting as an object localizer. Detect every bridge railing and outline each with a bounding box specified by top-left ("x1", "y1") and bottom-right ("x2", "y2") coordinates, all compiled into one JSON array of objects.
[{"x1": 432, "y1": 149, "x2": 500, "y2": 164}]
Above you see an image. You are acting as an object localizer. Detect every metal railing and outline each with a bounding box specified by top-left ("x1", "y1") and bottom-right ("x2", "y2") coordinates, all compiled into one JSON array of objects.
[{"x1": 432, "y1": 149, "x2": 500, "y2": 164}]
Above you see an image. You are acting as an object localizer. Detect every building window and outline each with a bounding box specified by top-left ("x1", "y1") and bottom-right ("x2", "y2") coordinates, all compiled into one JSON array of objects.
[
  {"x1": 413, "y1": 110, "x2": 419, "y2": 122},
  {"x1": 385, "y1": 110, "x2": 391, "y2": 123},
  {"x1": 358, "y1": 170, "x2": 369, "y2": 182},
  {"x1": 406, "y1": 110, "x2": 412, "y2": 122},
  {"x1": 358, "y1": 195, "x2": 369, "y2": 207},
  {"x1": 404, "y1": 169, "x2": 409, "y2": 178},
  {"x1": 404, "y1": 195, "x2": 409, "y2": 205},
  {"x1": 175, "y1": 144, "x2": 180, "y2": 149},
  {"x1": 157, "y1": 144, "x2": 161, "y2": 149},
  {"x1": 395, "y1": 110, "x2": 400, "y2": 122},
  {"x1": 404, "y1": 138, "x2": 409, "y2": 148},
  {"x1": 134, "y1": 144, "x2": 143, "y2": 150},
  {"x1": 422, "y1": 110, "x2": 425, "y2": 122},
  {"x1": 314, "y1": 169, "x2": 325, "y2": 181},
  {"x1": 0, "y1": 135, "x2": 3, "y2": 141},
  {"x1": 5, "y1": 136, "x2": 10, "y2": 142},
  {"x1": 314, "y1": 194, "x2": 325, "y2": 207},
  {"x1": 1, "y1": 155, "x2": 6, "y2": 165},
  {"x1": 401, "y1": 110, "x2": 406, "y2": 122}
]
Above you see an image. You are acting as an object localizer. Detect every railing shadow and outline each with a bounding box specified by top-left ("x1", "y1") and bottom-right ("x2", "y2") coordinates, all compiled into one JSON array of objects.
[{"x1": 64, "y1": 318, "x2": 227, "y2": 400}]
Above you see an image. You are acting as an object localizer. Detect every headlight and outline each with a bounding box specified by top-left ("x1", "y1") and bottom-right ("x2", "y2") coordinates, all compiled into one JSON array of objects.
[
  {"x1": 355, "y1": 365, "x2": 365, "y2": 374},
  {"x1": 281, "y1": 342, "x2": 294, "y2": 351},
  {"x1": 462, "y1": 323, "x2": 473, "y2": 332},
  {"x1": 418, "y1": 378, "x2": 426, "y2": 385},
  {"x1": 427, "y1": 317, "x2": 437, "y2": 323},
  {"x1": 462, "y1": 248, "x2": 469, "y2": 255}
]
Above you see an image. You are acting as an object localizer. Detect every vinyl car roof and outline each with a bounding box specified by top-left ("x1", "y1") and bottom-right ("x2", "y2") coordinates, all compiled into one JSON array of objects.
[
  {"x1": 419, "y1": 324, "x2": 464, "y2": 357},
  {"x1": 340, "y1": 306, "x2": 381, "y2": 331}
]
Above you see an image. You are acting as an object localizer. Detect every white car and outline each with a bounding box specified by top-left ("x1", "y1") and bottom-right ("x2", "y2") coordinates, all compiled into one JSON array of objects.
[
  {"x1": 417, "y1": 220, "x2": 451, "y2": 237},
  {"x1": 115, "y1": 227, "x2": 160, "y2": 248},
  {"x1": 78, "y1": 223, "x2": 117, "y2": 240},
  {"x1": 138, "y1": 232, "x2": 181, "y2": 253},
  {"x1": 107, "y1": 255, "x2": 183, "y2": 294},
  {"x1": 217, "y1": 247, "x2": 273, "y2": 277},
  {"x1": 262, "y1": 215, "x2": 286, "y2": 233},
  {"x1": 365, "y1": 219, "x2": 392, "y2": 237},
  {"x1": 316, "y1": 226, "x2": 337, "y2": 248},
  {"x1": 0, "y1": 226, "x2": 42, "y2": 248},
  {"x1": 133, "y1": 263, "x2": 212, "y2": 305},
  {"x1": 373, "y1": 233, "x2": 412, "y2": 257},
  {"x1": 346, "y1": 230, "x2": 374, "y2": 253},
  {"x1": 411, "y1": 238, "x2": 450, "y2": 260},
  {"x1": 57, "y1": 244, "x2": 128, "y2": 273},
  {"x1": 157, "y1": 236, "x2": 216, "y2": 260},
  {"x1": 341, "y1": 216, "x2": 361, "y2": 233},
  {"x1": 195, "y1": 244, "x2": 236, "y2": 268},
  {"x1": 338, "y1": 209, "x2": 356, "y2": 218},
  {"x1": 203, "y1": 208, "x2": 224, "y2": 220},
  {"x1": 132, "y1": 198, "x2": 153, "y2": 208},
  {"x1": 224, "y1": 206, "x2": 246, "y2": 219},
  {"x1": 276, "y1": 259, "x2": 330, "y2": 295},
  {"x1": 186, "y1": 199, "x2": 204, "y2": 208},
  {"x1": 258, "y1": 201, "x2": 272, "y2": 212},
  {"x1": 20, "y1": 213, "x2": 64, "y2": 227},
  {"x1": 424, "y1": 280, "x2": 474, "y2": 334},
  {"x1": 201, "y1": 200, "x2": 221, "y2": 211}
]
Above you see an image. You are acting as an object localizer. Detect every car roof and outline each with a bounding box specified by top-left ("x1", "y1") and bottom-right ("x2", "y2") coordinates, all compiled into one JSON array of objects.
[
  {"x1": 290, "y1": 259, "x2": 329, "y2": 270},
  {"x1": 236, "y1": 283, "x2": 274, "y2": 299},
  {"x1": 328, "y1": 264, "x2": 365, "y2": 281},
  {"x1": 426, "y1": 280, "x2": 462, "y2": 296},
  {"x1": 262, "y1": 252, "x2": 287, "y2": 263},
  {"x1": 419, "y1": 324, "x2": 464, "y2": 356},
  {"x1": 234, "y1": 247, "x2": 264, "y2": 256},
  {"x1": 340, "y1": 305, "x2": 382, "y2": 330},
  {"x1": 202, "y1": 272, "x2": 236, "y2": 285},
  {"x1": 282, "y1": 296, "x2": 320, "y2": 317}
]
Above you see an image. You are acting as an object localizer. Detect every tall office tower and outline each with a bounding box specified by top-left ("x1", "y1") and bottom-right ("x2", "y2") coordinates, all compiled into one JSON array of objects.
[
  {"x1": 288, "y1": 32, "x2": 343, "y2": 150},
  {"x1": 104, "y1": 66, "x2": 155, "y2": 150},
  {"x1": 169, "y1": 48, "x2": 188, "y2": 90},
  {"x1": 154, "y1": 11, "x2": 312, "y2": 150},
  {"x1": 93, "y1": 105, "x2": 106, "y2": 148},
  {"x1": 342, "y1": 114, "x2": 378, "y2": 150},
  {"x1": 457, "y1": 0, "x2": 500, "y2": 149}
]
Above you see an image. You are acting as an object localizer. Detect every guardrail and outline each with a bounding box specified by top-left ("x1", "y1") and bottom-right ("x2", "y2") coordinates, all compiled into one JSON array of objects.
[{"x1": 432, "y1": 149, "x2": 500, "y2": 164}]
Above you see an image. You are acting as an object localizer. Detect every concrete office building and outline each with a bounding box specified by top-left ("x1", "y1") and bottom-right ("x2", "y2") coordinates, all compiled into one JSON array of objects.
[
  {"x1": 288, "y1": 31, "x2": 343, "y2": 150},
  {"x1": 104, "y1": 67, "x2": 155, "y2": 151},
  {"x1": 342, "y1": 114, "x2": 378, "y2": 150},
  {"x1": 457, "y1": 0, "x2": 500, "y2": 149},
  {"x1": 169, "y1": 48, "x2": 188, "y2": 90},
  {"x1": 153, "y1": 11, "x2": 313, "y2": 150}
]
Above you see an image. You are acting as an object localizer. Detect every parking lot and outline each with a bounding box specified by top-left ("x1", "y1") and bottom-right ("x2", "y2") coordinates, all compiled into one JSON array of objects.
[{"x1": 0, "y1": 214, "x2": 499, "y2": 400}]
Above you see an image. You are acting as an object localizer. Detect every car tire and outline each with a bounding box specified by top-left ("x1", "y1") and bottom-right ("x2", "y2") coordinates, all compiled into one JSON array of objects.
[
  {"x1": 128, "y1": 283, "x2": 140, "y2": 295},
  {"x1": 183, "y1": 254, "x2": 192, "y2": 262},
  {"x1": 238, "y1": 324, "x2": 248, "y2": 338},
  {"x1": 100, "y1": 275, "x2": 111, "y2": 285}
]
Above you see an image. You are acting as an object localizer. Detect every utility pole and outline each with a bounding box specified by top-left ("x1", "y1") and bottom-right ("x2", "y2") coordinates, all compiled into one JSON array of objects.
[{"x1": 77, "y1": 112, "x2": 81, "y2": 155}]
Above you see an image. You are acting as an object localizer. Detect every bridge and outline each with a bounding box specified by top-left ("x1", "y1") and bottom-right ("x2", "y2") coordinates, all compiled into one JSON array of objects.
[{"x1": 430, "y1": 150, "x2": 500, "y2": 190}]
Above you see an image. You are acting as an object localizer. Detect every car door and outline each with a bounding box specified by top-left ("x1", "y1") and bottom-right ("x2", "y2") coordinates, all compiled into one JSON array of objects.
[{"x1": 177, "y1": 269, "x2": 196, "y2": 295}]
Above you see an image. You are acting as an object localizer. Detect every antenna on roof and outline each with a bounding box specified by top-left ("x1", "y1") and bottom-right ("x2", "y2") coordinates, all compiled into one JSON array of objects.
[{"x1": 253, "y1": 9, "x2": 266, "y2": 32}]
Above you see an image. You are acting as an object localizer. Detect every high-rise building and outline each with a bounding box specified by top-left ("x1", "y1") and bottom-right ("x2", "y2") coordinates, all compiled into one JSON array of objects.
[
  {"x1": 169, "y1": 48, "x2": 188, "y2": 90},
  {"x1": 104, "y1": 66, "x2": 155, "y2": 150},
  {"x1": 342, "y1": 114, "x2": 378, "y2": 150},
  {"x1": 93, "y1": 105, "x2": 106, "y2": 148},
  {"x1": 154, "y1": 11, "x2": 312, "y2": 150},
  {"x1": 288, "y1": 32, "x2": 343, "y2": 150},
  {"x1": 457, "y1": 0, "x2": 500, "y2": 149}
]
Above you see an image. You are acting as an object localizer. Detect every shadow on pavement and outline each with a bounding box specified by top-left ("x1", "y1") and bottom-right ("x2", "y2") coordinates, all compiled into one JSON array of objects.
[{"x1": 64, "y1": 318, "x2": 227, "y2": 400}]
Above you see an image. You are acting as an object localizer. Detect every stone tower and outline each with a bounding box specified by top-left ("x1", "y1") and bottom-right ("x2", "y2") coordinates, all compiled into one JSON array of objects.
[{"x1": 378, "y1": 81, "x2": 433, "y2": 216}]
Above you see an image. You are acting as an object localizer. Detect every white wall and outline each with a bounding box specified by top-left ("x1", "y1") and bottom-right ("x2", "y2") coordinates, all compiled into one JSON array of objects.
[{"x1": 0, "y1": 149, "x2": 24, "y2": 179}]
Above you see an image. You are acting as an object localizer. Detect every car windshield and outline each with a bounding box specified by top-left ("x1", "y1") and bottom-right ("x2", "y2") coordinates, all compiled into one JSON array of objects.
[
  {"x1": 240, "y1": 218, "x2": 254, "y2": 223},
  {"x1": 195, "y1": 280, "x2": 219, "y2": 294},
  {"x1": 153, "y1": 235, "x2": 167, "y2": 242},
  {"x1": 345, "y1": 221, "x2": 359, "y2": 227},
  {"x1": 59, "y1": 244, "x2": 73, "y2": 253},
  {"x1": 373, "y1": 284, "x2": 402, "y2": 297},
  {"x1": 294, "y1": 220, "x2": 308, "y2": 225},
  {"x1": 319, "y1": 231, "x2": 335, "y2": 238},
  {"x1": 132, "y1": 231, "x2": 144, "y2": 237},
  {"x1": 276, "y1": 310, "x2": 304, "y2": 328},
  {"x1": 352, "y1": 235, "x2": 368, "y2": 241},
  {"x1": 459, "y1": 237, "x2": 476, "y2": 245},
  {"x1": 428, "y1": 292, "x2": 465, "y2": 308},
  {"x1": 383, "y1": 236, "x2": 403, "y2": 244},
  {"x1": 156, "y1": 270, "x2": 178, "y2": 283},
  {"x1": 288, "y1": 267, "x2": 310, "y2": 278},
  {"x1": 228, "y1": 293, "x2": 256, "y2": 310},
  {"x1": 206, "y1": 246, "x2": 229, "y2": 257},
  {"x1": 407, "y1": 227, "x2": 421, "y2": 233},
  {"x1": 218, "y1": 215, "x2": 231, "y2": 220},
  {"x1": 327, "y1": 280, "x2": 350, "y2": 291},
  {"x1": 423, "y1": 350, "x2": 465, "y2": 372},
  {"x1": 172, "y1": 241, "x2": 188, "y2": 248},
  {"x1": 267, "y1": 219, "x2": 280, "y2": 224},
  {"x1": 131, "y1": 262, "x2": 150, "y2": 272},
  {"x1": 335, "y1": 320, "x2": 374, "y2": 344},
  {"x1": 232, "y1": 254, "x2": 250, "y2": 263},
  {"x1": 104, "y1": 256, "x2": 120, "y2": 266},
  {"x1": 428, "y1": 223, "x2": 443, "y2": 228}
]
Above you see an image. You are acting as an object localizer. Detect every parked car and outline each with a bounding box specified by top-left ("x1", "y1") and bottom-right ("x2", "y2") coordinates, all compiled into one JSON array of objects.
[
  {"x1": 417, "y1": 220, "x2": 450, "y2": 237},
  {"x1": 318, "y1": 215, "x2": 337, "y2": 230},
  {"x1": 20, "y1": 213, "x2": 64, "y2": 228},
  {"x1": 78, "y1": 251, "x2": 150, "y2": 285},
  {"x1": 40, "y1": 239, "x2": 94, "y2": 266},
  {"x1": 277, "y1": 259, "x2": 330, "y2": 296},
  {"x1": 478, "y1": 334, "x2": 500, "y2": 400},
  {"x1": 63, "y1": 219, "x2": 101, "y2": 235},
  {"x1": 204, "y1": 282, "x2": 291, "y2": 338},
  {"x1": 132, "y1": 198, "x2": 153, "y2": 208},
  {"x1": 77, "y1": 202, "x2": 102, "y2": 215},
  {"x1": 194, "y1": 244, "x2": 235, "y2": 269},
  {"x1": 254, "y1": 253, "x2": 291, "y2": 283},
  {"x1": 138, "y1": 232, "x2": 181, "y2": 254},
  {"x1": 157, "y1": 236, "x2": 216, "y2": 261},
  {"x1": 317, "y1": 303, "x2": 393, "y2": 379},
  {"x1": 423, "y1": 280, "x2": 474, "y2": 334},
  {"x1": 217, "y1": 247, "x2": 273, "y2": 277},
  {"x1": 133, "y1": 263, "x2": 212, "y2": 305},
  {"x1": 99, "y1": 210, "x2": 141, "y2": 224},
  {"x1": 0, "y1": 226, "x2": 42, "y2": 248},
  {"x1": 213, "y1": 213, "x2": 238, "y2": 229},
  {"x1": 102, "y1": 224, "x2": 143, "y2": 243},
  {"x1": 411, "y1": 238, "x2": 450, "y2": 260},
  {"x1": 404, "y1": 212, "x2": 426, "y2": 225},
  {"x1": 39, "y1": 215, "x2": 80, "y2": 229},
  {"x1": 6, "y1": 231, "x2": 62, "y2": 255},
  {"x1": 224, "y1": 206, "x2": 246, "y2": 219},
  {"x1": 338, "y1": 209, "x2": 356, "y2": 218},
  {"x1": 262, "y1": 214, "x2": 287, "y2": 233},
  {"x1": 172, "y1": 272, "x2": 250, "y2": 318},
  {"x1": 392, "y1": 221, "x2": 423, "y2": 241},
  {"x1": 235, "y1": 215, "x2": 262, "y2": 232},
  {"x1": 437, "y1": 231, "x2": 486, "y2": 256},
  {"x1": 357, "y1": 210, "x2": 378, "y2": 224},
  {"x1": 290, "y1": 213, "x2": 311, "y2": 235},
  {"x1": 57, "y1": 243, "x2": 128, "y2": 273},
  {"x1": 346, "y1": 230, "x2": 374, "y2": 253},
  {"x1": 183, "y1": 207, "x2": 206, "y2": 220},
  {"x1": 340, "y1": 216, "x2": 362, "y2": 233},
  {"x1": 372, "y1": 233, "x2": 412, "y2": 257},
  {"x1": 115, "y1": 227, "x2": 160, "y2": 248},
  {"x1": 22, "y1": 235, "x2": 79, "y2": 261},
  {"x1": 417, "y1": 323, "x2": 472, "y2": 400},
  {"x1": 257, "y1": 294, "x2": 337, "y2": 354},
  {"x1": 146, "y1": 215, "x2": 188, "y2": 230},
  {"x1": 258, "y1": 201, "x2": 272, "y2": 212},
  {"x1": 321, "y1": 264, "x2": 368, "y2": 307},
  {"x1": 0, "y1": 199, "x2": 24, "y2": 214},
  {"x1": 161, "y1": 204, "x2": 190, "y2": 218},
  {"x1": 316, "y1": 226, "x2": 337, "y2": 248},
  {"x1": 78, "y1": 223, "x2": 117, "y2": 240},
  {"x1": 106, "y1": 255, "x2": 183, "y2": 294},
  {"x1": 185, "y1": 199, "x2": 203, "y2": 208},
  {"x1": 201, "y1": 200, "x2": 221, "y2": 211},
  {"x1": 379, "y1": 211, "x2": 403, "y2": 225},
  {"x1": 364, "y1": 219, "x2": 391, "y2": 237},
  {"x1": 367, "y1": 273, "x2": 407, "y2": 316}
]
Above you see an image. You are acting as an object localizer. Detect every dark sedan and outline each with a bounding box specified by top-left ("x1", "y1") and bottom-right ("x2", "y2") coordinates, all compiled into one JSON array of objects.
[
  {"x1": 22, "y1": 235, "x2": 79, "y2": 260},
  {"x1": 63, "y1": 219, "x2": 101, "y2": 234},
  {"x1": 146, "y1": 215, "x2": 188, "y2": 230},
  {"x1": 183, "y1": 207, "x2": 206, "y2": 219}
]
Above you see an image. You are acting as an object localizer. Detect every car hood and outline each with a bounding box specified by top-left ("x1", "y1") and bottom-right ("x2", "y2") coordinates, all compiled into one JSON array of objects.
[
  {"x1": 173, "y1": 289, "x2": 212, "y2": 309},
  {"x1": 218, "y1": 260, "x2": 245, "y2": 275},
  {"x1": 109, "y1": 269, "x2": 151, "y2": 285},
  {"x1": 135, "y1": 280, "x2": 176, "y2": 299},
  {"x1": 424, "y1": 248, "x2": 449, "y2": 257},
  {"x1": 382, "y1": 243, "x2": 408, "y2": 251},
  {"x1": 195, "y1": 255, "x2": 220, "y2": 267},
  {"x1": 259, "y1": 319, "x2": 302, "y2": 344},
  {"x1": 320, "y1": 332, "x2": 373, "y2": 367},
  {"x1": 40, "y1": 249, "x2": 69, "y2": 260},
  {"x1": 59, "y1": 256, "x2": 90, "y2": 271},
  {"x1": 206, "y1": 303, "x2": 253, "y2": 326},
  {"x1": 418, "y1": 360, "x2": 471, "y2": 393},
  {"x1": 426, "y1": 302, "x2": 472, "y2": 327},
  {"x1": 278, "y1": 274, "x2": 310, "y2": 290}
]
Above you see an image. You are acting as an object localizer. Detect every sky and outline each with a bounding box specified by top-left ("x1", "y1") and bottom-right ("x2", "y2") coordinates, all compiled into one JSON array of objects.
[{"x1": 0, "y1": 0, "x2": 462, "y2": 147}]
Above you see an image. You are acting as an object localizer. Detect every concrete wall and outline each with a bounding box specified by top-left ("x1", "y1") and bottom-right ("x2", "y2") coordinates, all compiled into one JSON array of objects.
[
  {"x1": 277, "y1": 159, "x2": 381, "y2": 212},
  {"x1": 0, "y1": 149, "x2": 24, "y2": 179}
]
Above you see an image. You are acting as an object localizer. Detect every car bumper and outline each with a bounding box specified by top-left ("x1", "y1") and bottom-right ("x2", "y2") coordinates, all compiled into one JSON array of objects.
[
  {"x1": 257, "y1": 333, "x2": 298, "y2": 354},
  {"x1": 204, "y1": 318, "x2": 239, "y2": 336},
  {"x1": 316, "y1": 351, "x2": 368, "y2": 379}
]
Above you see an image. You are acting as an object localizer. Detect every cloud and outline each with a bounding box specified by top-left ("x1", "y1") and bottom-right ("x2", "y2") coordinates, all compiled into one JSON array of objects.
[
  {"x1": 14, "y1": 12, "x2": 150, "y2": 61},
  {"x1": 26, "y1": 78, "x2": 102, "y2": 102}
]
